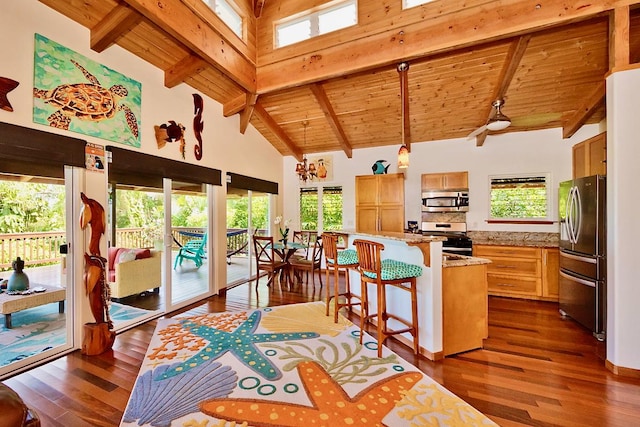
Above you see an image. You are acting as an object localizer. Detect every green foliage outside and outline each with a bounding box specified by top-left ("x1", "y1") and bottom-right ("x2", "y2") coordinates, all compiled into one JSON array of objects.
[
  {"x1": 300, "y1": 187, "x2": 343, "y2": 231},
  {"x1": 490, "y1": 187, "x2": 547, "y2": 219},
  {"x1": 300, "y1": 191, "x2": 318, "y2": 230},
  {"x1": 0, "y1": 181, "x2": 65, "y2": 233},
  {"x1": 226, "y1": 195, "x2": 269, "y2": 231}
]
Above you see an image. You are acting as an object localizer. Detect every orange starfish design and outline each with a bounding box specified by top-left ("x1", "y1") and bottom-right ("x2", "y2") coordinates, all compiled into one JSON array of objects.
[{"x1": 200, "y1": 361, "x2": 422, "y2": 427}]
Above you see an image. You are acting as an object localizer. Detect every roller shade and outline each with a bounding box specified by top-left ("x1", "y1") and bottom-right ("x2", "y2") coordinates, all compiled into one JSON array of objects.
[
  {"x1": 0, "y1": 122, "x2": 86, "y2": 178},
  {"x1": 226, "y1": 172, "x2": 278, "y2": 194},
  {"x1": 107, "y1": 146, "x2": 221, "y2": 187}
]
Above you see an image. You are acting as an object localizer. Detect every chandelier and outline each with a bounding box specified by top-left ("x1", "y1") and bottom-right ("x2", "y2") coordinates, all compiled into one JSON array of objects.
[{"x1": 295, "y1": 121, "x2": 316, "y2": 183}]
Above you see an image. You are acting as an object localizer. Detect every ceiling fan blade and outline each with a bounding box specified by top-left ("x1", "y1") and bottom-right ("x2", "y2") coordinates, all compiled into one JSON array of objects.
[{"x1": 466, "y1": 124, "x2": 488, "y2": 140}]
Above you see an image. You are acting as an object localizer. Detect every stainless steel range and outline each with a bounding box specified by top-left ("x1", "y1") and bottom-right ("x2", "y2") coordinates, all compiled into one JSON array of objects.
[{"x1": 421, "y1": 222, "x2": 472, "y2": 256}]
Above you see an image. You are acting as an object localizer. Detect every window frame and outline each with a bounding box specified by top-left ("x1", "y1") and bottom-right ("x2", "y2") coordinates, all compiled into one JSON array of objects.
[
  {"x1": 275, "y1": 0, "x2": 357, "y2": 48},
  {"x1": 299, "y1": 185, "x2": 343, "y2": 232},
  {"x1": 202, "y1": 0, "x2": 244, "y2": 40},
  {"x1": 487, "y1": 173, "x2": 553, "y2": 224},
  {"x1": 402, "y1": 0, "x2": 436, "y2": 9}
]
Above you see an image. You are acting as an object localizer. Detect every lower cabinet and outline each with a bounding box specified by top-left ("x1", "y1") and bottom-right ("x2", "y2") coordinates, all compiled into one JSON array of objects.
[
  {"x1": 442, "y1": 264, "x2": 488, "y2": 356},
  {"x1": 473, "y1": 245, "x2": 559, "y2": 301}
]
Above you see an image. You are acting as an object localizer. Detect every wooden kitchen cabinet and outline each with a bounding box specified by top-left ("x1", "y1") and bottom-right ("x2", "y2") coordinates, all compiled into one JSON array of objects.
[
  {"x1": 572, "y1": 132, "x2": 606, "y2": 178},
  {"x1": 442, "y1": 263, "x2": 488, "y2": 356},
  {"x1": 474, "y1": 245, "x2": 559, "y2": 301},
  {"x1": 421, "y1": 171, "x2": 468, "y2": 190},
  {"x1": 355, "y1": 174, "x2": 404, "y2": 233},
  {"x1": 542, "y1": 248, "x2": 559, "y2": 299}
]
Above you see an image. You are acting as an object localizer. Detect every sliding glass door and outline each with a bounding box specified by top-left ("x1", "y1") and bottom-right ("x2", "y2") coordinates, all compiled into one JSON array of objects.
[
  {"x1": 0, "y1": 170, "x2": 75, "y2": 378},
  {"x1": 166, "y1": 179, "x2": 213, "y2": 309}
]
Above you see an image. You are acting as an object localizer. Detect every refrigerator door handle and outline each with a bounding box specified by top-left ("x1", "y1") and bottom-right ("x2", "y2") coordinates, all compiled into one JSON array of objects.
[
  {"x1": 566, "y1": 186, "x2": 576, "y2": 244},
  {"x1": 573, "y1": 186, "x2": 582, "y2": 245},
  {"x1": 560, "y1": 250, "x2": 597, "y2": 264},
  {"x1": 560, "y1": 270, "x2": 596, "y2": 288}
]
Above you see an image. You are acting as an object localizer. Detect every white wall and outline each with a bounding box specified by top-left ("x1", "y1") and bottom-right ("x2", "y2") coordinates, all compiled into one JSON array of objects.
[
  {"x1": 606, "y1": 68, "x2": 640, "y2": 370},
  {"x1": 1, "y1": 1, "x2": 284, "y2": 313},
  {"x1": 283, "y1": 125, "x2": 601, "y2": 233}
]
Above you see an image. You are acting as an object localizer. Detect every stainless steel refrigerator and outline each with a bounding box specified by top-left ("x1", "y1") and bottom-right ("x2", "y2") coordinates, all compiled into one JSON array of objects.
[{"x1": 558, "y1": 175, "x2": 606, "y2": 340}]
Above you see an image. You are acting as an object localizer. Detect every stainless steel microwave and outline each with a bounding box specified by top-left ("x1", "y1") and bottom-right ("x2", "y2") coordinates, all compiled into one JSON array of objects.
[{"x1": 421, "y1": 191, "x2": 469, "y2": 212}]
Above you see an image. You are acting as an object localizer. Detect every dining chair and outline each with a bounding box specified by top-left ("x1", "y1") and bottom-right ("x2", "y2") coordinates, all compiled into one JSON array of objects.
[
  {"x1": 323, "y1": 232, "x2": 360, "y2": 323},
  {"x1": 253, "y1": 235, "x2": 287, "y2": 287},
  {"x1": 353, "y1": 239, "x2": 422, "y2": 357},
  {"x1": 291, "y1": 230, "x2": 317, "y2": 260},
  {"x1": 289, "y1": 236, "x2": 323, "y2": 288}
]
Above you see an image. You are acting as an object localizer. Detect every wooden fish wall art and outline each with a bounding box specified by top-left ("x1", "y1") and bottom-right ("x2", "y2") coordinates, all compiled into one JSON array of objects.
[
  {"x1": 193, "y1": 94, "x2": 204, "y2": 161},
  {"x1": 154, "y1": 120, "x2": 186, "y2": 159},
  {"x1": 0, "y1": 76, "x2": 19, "y2": 112}
]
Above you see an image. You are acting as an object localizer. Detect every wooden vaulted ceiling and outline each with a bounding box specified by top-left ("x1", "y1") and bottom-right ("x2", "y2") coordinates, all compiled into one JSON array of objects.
[{"x1": 38, "y1": 0, "x2": 640, "y2": 160}]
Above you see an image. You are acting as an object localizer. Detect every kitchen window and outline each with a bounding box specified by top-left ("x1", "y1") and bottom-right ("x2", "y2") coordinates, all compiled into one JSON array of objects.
[
  {"x1": 300, "y1": 186, "x2": 343, "y2": 231},
  {"x1": 488, "y1": 174, "x2": 552, "y2": 223}
]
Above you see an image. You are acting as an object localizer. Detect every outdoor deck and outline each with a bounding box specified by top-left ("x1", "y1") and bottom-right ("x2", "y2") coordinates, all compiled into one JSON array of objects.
[{"x1": 2, "y1": 253, "x2": 252, "y2": 313}]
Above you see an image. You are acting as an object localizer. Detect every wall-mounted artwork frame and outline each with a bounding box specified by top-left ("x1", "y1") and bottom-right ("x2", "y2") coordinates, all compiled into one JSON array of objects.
[
  {"x1": 308, "y1": 154, "x2": 333, "y2": 182},
  {"x1": 33, "y1": 33, "x2": 142, "y2": 147}
]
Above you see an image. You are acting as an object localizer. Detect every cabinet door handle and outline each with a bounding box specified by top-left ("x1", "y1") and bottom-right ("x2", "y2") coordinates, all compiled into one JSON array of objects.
[
  {"x1": 496, "y1": 265, "x2": 516, "y2": 269},
  {"x1": 497, "y1": 283, "x2": 516, "y2": 287}
]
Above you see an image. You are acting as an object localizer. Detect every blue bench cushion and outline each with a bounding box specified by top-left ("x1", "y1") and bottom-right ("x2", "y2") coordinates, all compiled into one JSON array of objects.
[
  {"x1": 363, "y1": 260, "x2": 422, "y2": 281},
  {"x1": 326, "y1": 248, "x2": 358, "y2": 266}
]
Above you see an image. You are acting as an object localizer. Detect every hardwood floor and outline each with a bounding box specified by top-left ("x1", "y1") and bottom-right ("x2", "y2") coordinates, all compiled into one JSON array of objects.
[{"x1": 5, "y1": 276, "x2": 640, "y2": 426}]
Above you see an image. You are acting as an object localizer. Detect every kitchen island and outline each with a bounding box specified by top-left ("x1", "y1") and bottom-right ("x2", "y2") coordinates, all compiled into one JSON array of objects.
[{"x1": 340, "y1": 230, "x2": 489, "y2": 360}]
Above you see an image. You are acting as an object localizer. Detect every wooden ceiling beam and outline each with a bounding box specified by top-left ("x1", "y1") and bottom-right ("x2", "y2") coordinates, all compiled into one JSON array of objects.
[
  {"x1": 610, "y1": 6, "x2": 631, "y2": 71},
  {"x1": 164, "y1": 55, "x2": 209, "y2": 88},
  {"x1": 257, "y1": 0, "x2": 634, "y2": 94},
  {"x1": 562, "y1": 80, "x2": 606, "y2": 139},
  {"x1": 476, "y1": 35, "x2": 531, "y2": 146},
  {"x1": 223, "y1": 93, "x2": 247, "y2": 117},
  {"x1": 123, "y1": 0, "x2": 256, "y2": 92},
  {"x1": 239, "y1": 93, "x2": 258, "y2": 134},
  {"x1": 90, "y1": 4, "x2": 143, "y2": 53},
  {"x1": 310, "y1": 84, "x2": 353, "y2": 158},
  {"x1": 254, "y1": 0, "x2": 266, "y2": 18},
  {"x1": 253, "y1": 102, "x2": 303, "y2": 160}
]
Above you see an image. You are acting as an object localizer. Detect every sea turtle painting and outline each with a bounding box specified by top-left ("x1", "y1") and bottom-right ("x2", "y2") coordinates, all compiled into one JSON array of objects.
[{"x1": 33, "y1": 59, "x2": 139, "y2": 138}]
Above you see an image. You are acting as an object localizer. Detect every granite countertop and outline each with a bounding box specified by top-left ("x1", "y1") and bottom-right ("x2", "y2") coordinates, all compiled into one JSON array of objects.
[
  {"x1": 339, "y1": 230, "x2": 446, "y2": 243},
  {"x1": 468, "y1": 231, "x2": 559, "y2": 248},
  {"x1": 442, "y1": 253, "x2": 491, "y2": 268}
]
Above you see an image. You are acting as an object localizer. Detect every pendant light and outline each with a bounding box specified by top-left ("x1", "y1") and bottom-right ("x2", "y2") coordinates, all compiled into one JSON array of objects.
[
  {"x1": 397, "y1": 62, "x2": 410, "y2": 169},
  {"x1": 295, "y1": 121, "x2": 316, "y2": 183}
]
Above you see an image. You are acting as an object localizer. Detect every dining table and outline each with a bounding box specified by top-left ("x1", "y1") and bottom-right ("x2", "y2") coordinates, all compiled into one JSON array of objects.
[{"x1": 271, "y1": 241, "x2": 308, "y2": 286}]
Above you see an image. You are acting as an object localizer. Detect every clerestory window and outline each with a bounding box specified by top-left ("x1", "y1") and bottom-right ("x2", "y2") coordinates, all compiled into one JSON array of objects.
[
  {"x1": 275, "y1": 0, "x2": 357, "y2": 48},
  {"x1": 202, "y1": 0, "x2": 243, "y2": 39}
]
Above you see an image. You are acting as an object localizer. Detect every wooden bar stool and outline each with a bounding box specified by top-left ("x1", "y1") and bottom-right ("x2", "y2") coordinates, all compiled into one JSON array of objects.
[
  {"x1": 323, "y1": 232, "x2": 360, "y2": 323},
  {"x1": 353, "y1": 239, "x2": 422, "y2": 357}
]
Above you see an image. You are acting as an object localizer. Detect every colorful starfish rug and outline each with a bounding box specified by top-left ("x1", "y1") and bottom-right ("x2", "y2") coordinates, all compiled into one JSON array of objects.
[{"x1": 120, "y1": 302, "x2": 497, "y2": 427}]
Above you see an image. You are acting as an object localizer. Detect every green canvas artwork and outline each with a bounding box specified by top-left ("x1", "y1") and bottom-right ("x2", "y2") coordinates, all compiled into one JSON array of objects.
[{"x1": 33, "y1": 33, "x2": 142, "y2": 147}]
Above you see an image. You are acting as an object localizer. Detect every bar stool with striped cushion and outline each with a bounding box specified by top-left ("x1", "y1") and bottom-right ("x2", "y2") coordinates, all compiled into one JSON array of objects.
[
  {"x1": 323, "y1": 232, "x2": 360, "y2": 323},
  {"x1": 353, "y1": 239, "x2": 422, "y2": 357}
]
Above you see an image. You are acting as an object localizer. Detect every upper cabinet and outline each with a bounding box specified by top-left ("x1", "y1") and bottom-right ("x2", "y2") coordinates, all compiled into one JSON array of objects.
[
  {"x1": 421, "y1": 171, "x2": 469, "y2": 190},
  {"x1": 355, "y1": 174, "x2": 404, "y2": 233},
  {"x1": 572, "y1": 132, "x2": 606, "y2": 179}
]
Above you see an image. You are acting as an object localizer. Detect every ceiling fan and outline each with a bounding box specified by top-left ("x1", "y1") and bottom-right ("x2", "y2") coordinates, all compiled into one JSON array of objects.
[{"x1": 466, "y1": 99, "x2": 511, "y2": 140}]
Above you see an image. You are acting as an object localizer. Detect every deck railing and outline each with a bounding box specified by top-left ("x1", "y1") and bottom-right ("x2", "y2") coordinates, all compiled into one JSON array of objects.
[
  {"x1": 1, "y1": 227, "x2": 250, "y2": 271},
  {"x1": 0, "y1": 231, "x2": 67, "y2": 271}
]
